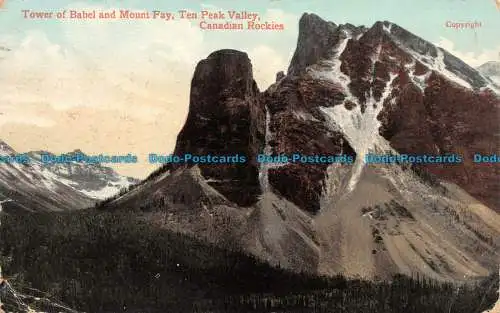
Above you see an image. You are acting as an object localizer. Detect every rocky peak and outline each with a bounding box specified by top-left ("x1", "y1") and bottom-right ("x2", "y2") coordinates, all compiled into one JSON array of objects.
[
  {"x1": 382, "y1": 22, "x2": 438, "y2": 57},
  {"x1": 174, "y1": 49, "x2": 262, "y2": 156},
  {"x1": 361, "y1": 21, "x2": 390, "y2": 40},
  {"x1": 370, "y1": 21, "x2": 487, "y2": 88},
  {"x1": 287, "y1": 13, "x2": 339, "y2": 77},
  {"x1": 338, "y1": 23, "x2": 368, "y2": 38},
  {"x1": 172, "y1": 49, "x2": 265, "y2": 206},
  {"x1": 189, "y1": 49, "x2": 257, "y2": 105}
]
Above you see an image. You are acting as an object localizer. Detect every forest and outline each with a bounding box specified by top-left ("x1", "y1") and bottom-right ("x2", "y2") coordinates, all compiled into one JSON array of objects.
[{"x1": 0, "y1": 210, "x2": 497, "y2": 313}]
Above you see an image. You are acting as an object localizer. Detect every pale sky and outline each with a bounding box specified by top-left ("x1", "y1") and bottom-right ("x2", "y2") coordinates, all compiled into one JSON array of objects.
[{"x1": 0, "y1": 0, "x2": 498, "y2": 178}]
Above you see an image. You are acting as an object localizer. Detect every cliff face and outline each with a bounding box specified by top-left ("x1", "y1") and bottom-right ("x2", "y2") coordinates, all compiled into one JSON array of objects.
[
  {"x1": 262, "y1": 75, "x2": 355, "y2": 213},
  {"x1": 172, "y1": 49, "x2": 265, "y2": 206}
]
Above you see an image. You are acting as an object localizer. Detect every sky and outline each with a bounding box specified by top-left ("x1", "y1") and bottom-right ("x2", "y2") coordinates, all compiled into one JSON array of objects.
[{"x1": 0, "y1": 0, "x2": 498, "y2": 178}]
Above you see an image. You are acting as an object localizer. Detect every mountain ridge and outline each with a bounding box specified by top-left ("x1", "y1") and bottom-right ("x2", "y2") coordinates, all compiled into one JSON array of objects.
[
  {"x1": 0, "y1": 139, "x2": 139, "y2": 212},
  {"x1": 27, "y1": 149, "x2": 140, "y2": 200}
]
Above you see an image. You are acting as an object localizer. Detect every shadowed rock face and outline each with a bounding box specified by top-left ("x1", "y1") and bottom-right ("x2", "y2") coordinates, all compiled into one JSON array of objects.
[{"x1": 172, "y1": 49, "x2": 265, "y2": 206}]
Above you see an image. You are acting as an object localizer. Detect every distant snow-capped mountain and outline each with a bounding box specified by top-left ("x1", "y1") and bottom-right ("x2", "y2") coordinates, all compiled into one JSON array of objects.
[
  {"x1": 27, "y1": 150, "x2": 140, "y2": 200},
  {"x1": 0, "y1": 140, "x2": 139, "y2": 212},
  {"x1": 477, "y1": 61, "x2": 500, "y2": 86}
]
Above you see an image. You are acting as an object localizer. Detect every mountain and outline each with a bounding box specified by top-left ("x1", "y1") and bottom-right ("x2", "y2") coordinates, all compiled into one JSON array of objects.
[
  {"x1": 477, "y1": 61, "x2": 500, "y2": 86},
  {"x1": 100, "y1": 13, "x2": 500, "y2": 282},
  {"x1": 27, "y1": 150, "x2": 140, "y2": 200},
  {"x1": 0, "y1": 140, "x2": 139, "y2": 212}
]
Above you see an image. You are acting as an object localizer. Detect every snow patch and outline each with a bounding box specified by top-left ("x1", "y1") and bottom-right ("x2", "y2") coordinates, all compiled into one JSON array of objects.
[
  {"x1": 308, "y1": 32, "x2": 356, "y2": 106},
  {"x1": 408, "y1": 61, "x2": 431, "y2": 93},
  {"x1": 483, "y1": 77, "x2": 500, "y2": 95},
  {"x1": 258, "y1": 106, "x2": 291, "y2": 195},
  {"x1": 488, "y1": 76, "x2": 500, "y2": 85},
  {"x1": 79, "y1": 175, "x2": 134, "y2": 200},
  {"x1": 315, "y1": 38, "x2": 397, "y2": 192},
  {"x1": 390, "y1": 36, "x2": 472, "y2": 89},
  {"x1": 434, "y1": 48, "x2": 472, "y2": 89},
  {"x1": 258, "y1": 106, "x2": 272, "y2": 193},
  {"x1": 293, "y1": 110, "x2": 320, "y2": 122},
  {"x1": 322, "y1": 73, "x2": 397, "y2": 191},
  {"x1": 258, "y1": 106, "x2": 289, "y2": 193},
  {"x1": 37, "y1": 169, "x2": 60, "y2": 192},
  {"x1": 382, "y1": 22, "x2": 393, "y2": 34}
]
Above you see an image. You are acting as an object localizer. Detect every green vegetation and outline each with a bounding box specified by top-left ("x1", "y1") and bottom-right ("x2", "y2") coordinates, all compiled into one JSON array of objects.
[{"x1": 0, "y1": 210, "x2": 497, "y2": 313}]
